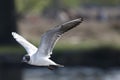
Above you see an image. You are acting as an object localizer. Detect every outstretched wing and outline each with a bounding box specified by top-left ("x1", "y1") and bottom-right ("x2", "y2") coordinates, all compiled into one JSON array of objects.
[
  {"x1": 12, "y1": 32, "x2": 37, "y2": 55},
  {"x1": 37, "y1": 18, "x2": 83, "y2": 57}
]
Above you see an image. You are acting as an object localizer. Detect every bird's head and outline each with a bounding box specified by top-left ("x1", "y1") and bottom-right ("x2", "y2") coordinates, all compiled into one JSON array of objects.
[{"x1": 22, "y1": 55, "x2": 30, "y2": 63}]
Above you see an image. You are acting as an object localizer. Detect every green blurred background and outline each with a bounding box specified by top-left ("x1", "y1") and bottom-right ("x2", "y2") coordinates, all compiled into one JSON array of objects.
[{"x1": 1, "y1": 0, "x2": 120, "y2": 52}]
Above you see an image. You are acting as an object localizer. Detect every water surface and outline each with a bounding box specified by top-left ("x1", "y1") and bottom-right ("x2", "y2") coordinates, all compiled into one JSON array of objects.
[{"x1": 23, "y1": 67, "x2": 120, "y2": 80}]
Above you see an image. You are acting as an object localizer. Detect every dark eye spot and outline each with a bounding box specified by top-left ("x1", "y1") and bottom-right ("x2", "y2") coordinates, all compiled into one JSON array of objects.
[{"x1": 25, "y1": 55, "x2": 30, "y2": 61}]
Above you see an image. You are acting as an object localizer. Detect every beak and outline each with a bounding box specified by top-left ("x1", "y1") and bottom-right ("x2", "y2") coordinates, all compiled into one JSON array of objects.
[{"x1": 21, "y1": 59, "x2": 28, "y2": 63}]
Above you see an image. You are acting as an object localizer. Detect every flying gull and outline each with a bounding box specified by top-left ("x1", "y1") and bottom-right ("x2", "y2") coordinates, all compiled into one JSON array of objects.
[{"x1": 12, "y1": 18, "x2": 83, "y2": 70}]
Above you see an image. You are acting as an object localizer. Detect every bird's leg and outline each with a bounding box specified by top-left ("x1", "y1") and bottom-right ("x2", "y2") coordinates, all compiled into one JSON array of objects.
[{"x1": 48, "y1": 65, "x2": 58, "y2": 70}]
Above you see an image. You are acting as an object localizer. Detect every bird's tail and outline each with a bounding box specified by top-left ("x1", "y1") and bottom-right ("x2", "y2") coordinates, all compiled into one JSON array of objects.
[
  {"x1": 48, "y1": 64, "x2": 64, "y2": 70},
  {"x1": 56, "y1": 64, "x2": 64, "y2": 67}
]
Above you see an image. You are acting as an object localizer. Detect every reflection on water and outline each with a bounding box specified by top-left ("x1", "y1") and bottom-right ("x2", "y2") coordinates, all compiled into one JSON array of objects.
[{"x1": 23, "y1": 67, "x2": 120, "y2": 80}]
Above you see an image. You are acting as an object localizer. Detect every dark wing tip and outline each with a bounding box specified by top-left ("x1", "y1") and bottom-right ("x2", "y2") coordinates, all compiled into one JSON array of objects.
[
  {"x1": 71, "y1": 17, "x2": 83, "y2": 23},
  {"x1": 60, "y1": 17, "x2": 83, "y2": 33}
]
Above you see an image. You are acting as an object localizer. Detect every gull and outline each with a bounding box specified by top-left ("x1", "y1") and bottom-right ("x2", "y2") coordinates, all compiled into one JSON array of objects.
[{"x1": 12, "y1": 18, "x2": 83, "y2": 70}]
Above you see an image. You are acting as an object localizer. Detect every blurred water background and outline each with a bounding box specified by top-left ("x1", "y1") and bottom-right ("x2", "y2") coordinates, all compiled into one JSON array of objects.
[
  {"x1": 0, "y1": 0, "x2": 120, "y2": 80},
  {"x1": 23, "y1": 67, "x2": 120, "y2": 80}
]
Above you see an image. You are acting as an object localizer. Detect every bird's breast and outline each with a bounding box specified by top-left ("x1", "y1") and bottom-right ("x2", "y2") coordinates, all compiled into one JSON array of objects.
[{"x1": 30, "y1": 57, "x2": 53, "y2": 66}]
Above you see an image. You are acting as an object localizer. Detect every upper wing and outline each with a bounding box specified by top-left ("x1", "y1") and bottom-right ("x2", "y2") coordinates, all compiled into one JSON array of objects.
[
  {"x1": 12, "y1": 32, "x2": 37, "y2": 55},
  {"x1": 37, "y1": 18, "x2": 83, "y2": 57}
]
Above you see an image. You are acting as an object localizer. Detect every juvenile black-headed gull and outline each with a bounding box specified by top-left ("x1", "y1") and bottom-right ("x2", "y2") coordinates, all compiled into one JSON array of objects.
[{"x1": 12, "y1": 18, "x2": 83, "y2": 70}]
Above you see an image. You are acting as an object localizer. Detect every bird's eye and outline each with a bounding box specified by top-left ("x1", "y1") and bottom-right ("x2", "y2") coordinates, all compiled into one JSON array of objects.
[{"x1": 25, "y1": 55, "x2": 30, "y2": 61}]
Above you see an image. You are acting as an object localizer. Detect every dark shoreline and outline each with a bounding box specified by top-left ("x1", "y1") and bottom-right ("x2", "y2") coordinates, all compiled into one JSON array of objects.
[{"x1": 0, "y1": 46, "x2": 120, "y2": 69}]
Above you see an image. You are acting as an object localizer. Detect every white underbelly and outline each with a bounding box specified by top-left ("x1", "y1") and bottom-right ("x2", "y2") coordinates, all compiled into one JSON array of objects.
[{"x1": 30, "y1": 57, "x2": 56, "y2": 66}]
